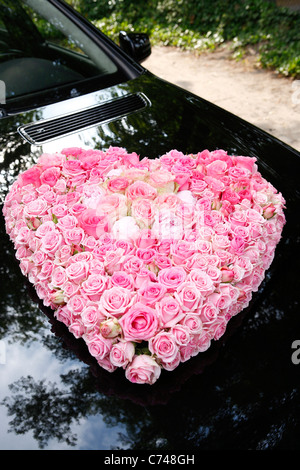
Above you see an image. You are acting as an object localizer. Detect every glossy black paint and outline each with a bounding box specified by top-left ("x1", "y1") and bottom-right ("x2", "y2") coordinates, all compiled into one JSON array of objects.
[{"x1": 0, "y1": 0, "x2": 300, "y2": 451}]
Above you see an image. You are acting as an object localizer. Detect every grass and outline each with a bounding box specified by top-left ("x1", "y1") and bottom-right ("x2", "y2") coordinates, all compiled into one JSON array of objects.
[{"x1": 67, "y1": 0, "x2": 300, "y2": 78}]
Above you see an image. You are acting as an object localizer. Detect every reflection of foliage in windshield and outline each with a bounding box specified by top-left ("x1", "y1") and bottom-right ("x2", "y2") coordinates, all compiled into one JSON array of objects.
[{"x1": 22, "y1": 2, "x2": 86, "y2": 54}]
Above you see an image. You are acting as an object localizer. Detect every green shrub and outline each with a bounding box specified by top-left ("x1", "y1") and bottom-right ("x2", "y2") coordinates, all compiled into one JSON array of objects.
[{"x1": 66, "y1": 0, "x2": 300, "y2": 78}]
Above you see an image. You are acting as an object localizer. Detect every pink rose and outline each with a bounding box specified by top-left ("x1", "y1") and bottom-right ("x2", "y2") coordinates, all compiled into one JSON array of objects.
[
  {"x1": 188, "y1": 269, "x2": 214, "y2": 295},
  {"x1": 110, "y1": 341, "x2": 135, "y2": 368},
  {"x1": 229, "y1": 210, "x2": 248, "y2": 227},
  {"x1": 68, "y1": 294, "x2": 90, "y2": 315},
  {"x1": 138, "y1": 281, "x2": 167, "y2": 306},
  {"x1": 35, "y1": 220, "x2": 56, "y2": 238},
  {"x1": 148, "y1": 169, "x2": 175, "y2": 188},
  {"x1": 181, "y1": 314, "x2": 203, "y2": 334},
  {"x1": 194, "y1": 332, "x2": 211, "y2": 352},
  {"x1": 81, "y1": 274, "x2": 108, "y2": 301},
  {"x1": 40, "y1": 166, "x2": 61, "y2": 187},
  {"x1": 208, "y1": 292, "x2": 232, "y2": 310},
  {"x1": 86, "y1": 333, "x2": 113, "y2": 361},
  {"x1": 158, "y1": 266, "x2": 187, "y2": 291},
  {"x1": 36, "y1": 259, "x2": 54, "y2": 281},
  {"x1": 78, "y1": 150, "x2": 101, "y2": 169},
  {"x1": 199, "y1": 301, "x2": 219, "y2": 323},
  {"x1": 51, "y1": 204, "x2": 68, "y2": 218},
  {"x1": 131, "y1": 198, "x2": 155, "y2": 228},
  {"x1": 135, "y1": 268, "x2": 156, "y2": 289},
  {"x1": 38, "y1": 152, "x2": 65, "y2": 168},
  {"x1": 149, "y1": 331, "x2": 179, "y2": 363},
  {"x1": 15, "y1": 226, "x2": 31, "y2": 245},
  {"x1": 122, "y1": 255, "x2": 144, "y2": 275},
  {"x1": 205, "y1": 265, "x2": 221, "y2": 283},
  {"x1": 156, "y1": 295, "x2": 185, "y2": 328},
  {"x1": 115, "y1": 239, "x2": 135, "y2": 255},
  {"x1": 62, "y1": 159, "x2": 84, "y2": 177},
  {"x1": 24, "y1": 198, "x2": 48, "y2": 217},
  {"x1": 154, "y1": 254, "x2": 173, "y2": 270},
  {"x1": 228, "y1": 165, "x2": 250, "y2": 180},
  {"x1": 19, "y1": 166, "x2": 42, "y2": 187},
  {"x1": 155, "y1": 193, "x2": 179, "y2": 210},
  {"x1": 81, "y1": 303, "x2": 106, "y2": 330},
  {"x1": 171, "y1": 240, "x2": 196, "y2": 265},
  {"x1": 64, "y1": 227, "x2": 85, "y2": 246},
  {"x1": 160, "y1": 149, "x2": 185, "y2": 168},
  {"x1": 78, "y1": 209, "x2": 110, "y2": 238},
  {"x1": 57, "y1": 214, "x2": 78, "y2": 231},
  {"x1": 119, "y1": 302, "x2": 158, "y2": 341},
  {"x1": 66, "y1": 260, "x2": 89, "y2": 283},
  {"x1": 99, "y1": 286, "x2": 135, "y2": 318},
  {"x1": 69, "y1": 319, "x2": 85, "y2": 338},
  {"x1": 174, "y1": 281, "x2": 203, "y2": 311},
  {"x1": 107, "y1": 176, "x2": 130, "y2": 193},
  {"x1": 212, "y1": 234, "x2": 231, "y2": 251},
  {"x1": 136, "y1": 247, "x2": 156, "y2": 264},
  {"x1": 230, "y1": 235, "x2": 245, "y2": 255},
  {"x1": 54, "y1": 305, "x2": 73, "y2": 327},
  {"x1": 222, "y1": 189, "x2": 240, "y2": 205},
  {"x1": 99, "y1": 194, "x2": 128, "y2": 220},
  {"x1": 180, "y1": 343, "x2": 198, "y2": 363},
  {"x1": 161, "y1": 351, "x2": 181, "y2": 371},
  {"x1": 111, "y1": 271, "x2": 135, "y2": 290},
  {"x1": 125, "y1": 355, "x2": 161, "y2": 384},
  {"x1": 50, "y1": 266, "x2": 67, "y2": 287},
  {"x1": 104, "y1": 248, "x2": 127, "y2": 274},
  {"x1": 170, "y1": 324, "x2": 191, "y2": 346},
  {"x1": 126, "y1": 180, "x2": 157, "y2": 201},
  {"x1": 206, "y1": 159, "x2": 228, "y2": 177},
  {"x1": 156, "y1": 239, "x2": 172, "y2": 255},
  {"x1": 210, "y1": 317, "x2": 228, "y2": 340},
  {"x1": 234, "y1": 155, "x2": 257, "y2": 172},
  {"x1": 40, "y1": 230, "x2": 63, "y2": 254},
  {"x1": 190, "y1": 179, "x2": 207, "y2": 194},
  {"x1": 135, "y1": 229, "x2": 159, "y2": 249}
]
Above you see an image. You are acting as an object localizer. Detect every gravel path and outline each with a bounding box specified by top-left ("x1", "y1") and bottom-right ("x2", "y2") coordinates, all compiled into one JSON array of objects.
[{"x1": 144, "y1": 46, "x2": 300, "y2": 152}]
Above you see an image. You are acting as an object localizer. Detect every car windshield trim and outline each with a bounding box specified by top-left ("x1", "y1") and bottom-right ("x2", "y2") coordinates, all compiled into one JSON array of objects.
[{"x1": 0, "y1": 0, "x2": 142, "y2": 113}]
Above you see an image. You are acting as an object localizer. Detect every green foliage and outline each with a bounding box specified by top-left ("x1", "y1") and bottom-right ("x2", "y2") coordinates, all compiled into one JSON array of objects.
[{"x1": 66, "y1": 0, "x2": 300, "y2": 77}]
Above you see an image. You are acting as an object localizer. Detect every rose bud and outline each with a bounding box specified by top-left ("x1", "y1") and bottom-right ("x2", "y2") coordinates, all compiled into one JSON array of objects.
[
  {"x1": 100, "y1": 318, "x2": 122, "y2": 338},
  {"x1": 50, "y1": 290, "x2": 65, "y2": 305},
  {"x1": 220, "y1": 267, "x2": 234, "y2": 283},
  {"x1": 263, "y1": 203, "x2": 276, "y2": 219}
]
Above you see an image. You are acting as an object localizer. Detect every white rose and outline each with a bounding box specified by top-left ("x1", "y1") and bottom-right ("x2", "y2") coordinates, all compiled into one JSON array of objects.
[
  {"x1": 177, "y1": 190, "x2": 196, "y2": 205},
  {"x1": 112, "y1": 216, "x2": 140, "y2": 241}
]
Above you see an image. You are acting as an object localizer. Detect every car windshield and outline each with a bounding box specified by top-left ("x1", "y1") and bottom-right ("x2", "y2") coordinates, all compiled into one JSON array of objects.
[{"x1": 0, "y1": 0, "x2": 127, "y2": 109}]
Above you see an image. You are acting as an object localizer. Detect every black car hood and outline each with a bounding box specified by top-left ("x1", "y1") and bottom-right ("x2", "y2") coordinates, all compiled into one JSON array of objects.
[
  {"x1": 1, "y1": 71, "x2": 299, "y2": 204},
  {"x1": 1, "y1": 71, "x2": 300, "y2": 450}
]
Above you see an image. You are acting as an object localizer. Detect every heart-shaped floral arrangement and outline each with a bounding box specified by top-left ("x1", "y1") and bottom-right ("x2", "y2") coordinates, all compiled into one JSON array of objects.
[{"x1": 3, "y1": 146, "x2": 286, "y2": 384}]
